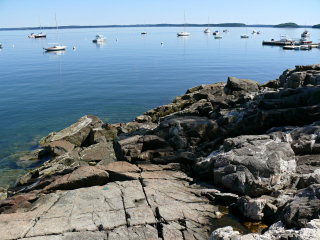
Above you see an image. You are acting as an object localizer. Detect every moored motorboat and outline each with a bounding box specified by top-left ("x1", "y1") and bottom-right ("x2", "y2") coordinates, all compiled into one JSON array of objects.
[
  {"x1": 92, "y1": 34, "x2": 106, "y2": 43},
  {"x1": 214, "y1": 35, "x2": 223, "y2": 39},
  {"x1": 141, "y1": 32, "x2": 147, "y2": 35},
  {"x1": 241, "y1": 35, "x2": 249, "y2": 38},
  {"x1": 223, "y1": 29, "x2": 229, "y2": 32},
  {"x1": 212, "y1": 31, "x2": 219, "y2": 35},
  {"x1": 0, "y1": 43, "x2": 2, "y2": 49},
  {"x1": 301, "y1": 30, "x2": 311, "y2": 38},
  {"x1": 34, "y1": 32, "x2": 46, "y2": 38}
]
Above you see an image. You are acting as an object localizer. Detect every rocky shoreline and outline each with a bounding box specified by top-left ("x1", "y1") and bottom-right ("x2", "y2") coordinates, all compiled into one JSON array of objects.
[{"x1": 1, "y1": 64, "x2": 320, "y2": 239}]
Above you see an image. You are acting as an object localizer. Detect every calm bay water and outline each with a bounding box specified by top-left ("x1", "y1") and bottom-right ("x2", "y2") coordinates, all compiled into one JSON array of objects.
[{"x1": 0, "y1": 26, "x2": 319, "y2": 187}]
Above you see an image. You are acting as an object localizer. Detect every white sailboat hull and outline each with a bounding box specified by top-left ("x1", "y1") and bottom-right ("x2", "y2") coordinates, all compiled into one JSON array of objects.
[
  {"x1": 177, "y1": 32, "x2": 190, "y2": 37},
  {"x1": 44, "y1": 46, "x2": 67, "y2": 51}
]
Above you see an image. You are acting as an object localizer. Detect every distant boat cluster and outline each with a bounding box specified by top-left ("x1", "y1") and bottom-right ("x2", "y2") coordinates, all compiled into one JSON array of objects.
[
  {"x1": 1, "y1": 26, "x2": 319, "y2": 53},
  {"x1": 263, "y1": 30, "x2": 319, "y2": 50}
]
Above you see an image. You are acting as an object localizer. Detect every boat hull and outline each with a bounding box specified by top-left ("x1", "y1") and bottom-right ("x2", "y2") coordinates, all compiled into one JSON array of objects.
[
  {"x1": 44, "y1": 46, "x2": 66, "y2": 51},
  {"x1": 177, "y1": 32, "x2": 190, "y2": 37},
  {"x1": 34, "y1": 35, "x2": 46, "y2": 38}
]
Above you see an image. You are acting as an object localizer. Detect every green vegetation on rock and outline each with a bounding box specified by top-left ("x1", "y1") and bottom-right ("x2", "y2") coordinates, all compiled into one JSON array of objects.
[
  {"x1": 274, "y1": 22, "x2": 299, "y2": 28},
  {"x1": 313, "y1": 24, "x2": 320, "y2": 28}
]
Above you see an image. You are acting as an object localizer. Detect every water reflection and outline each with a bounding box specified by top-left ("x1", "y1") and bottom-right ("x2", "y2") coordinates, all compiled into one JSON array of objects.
[
  {"x1": 43, "y1": 50, "x2": 66, "y2": 56},
  {"x1": 94, "y1": 42, "x2": 105, "y2": 48}
]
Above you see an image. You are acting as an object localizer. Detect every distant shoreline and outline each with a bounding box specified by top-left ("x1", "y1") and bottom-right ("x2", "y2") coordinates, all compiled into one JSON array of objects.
[{"x1": 0, "y1": 23, "x2": 316, "y2": 31}]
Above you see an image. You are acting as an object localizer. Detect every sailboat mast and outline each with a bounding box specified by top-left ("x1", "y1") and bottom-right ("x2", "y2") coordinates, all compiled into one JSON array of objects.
[
  {"x1": 55, "y1": 14, "x2": 60, "y2": 43},
  {"x1": 184, "y1": 12, "x2": 186, "y2": 32}
]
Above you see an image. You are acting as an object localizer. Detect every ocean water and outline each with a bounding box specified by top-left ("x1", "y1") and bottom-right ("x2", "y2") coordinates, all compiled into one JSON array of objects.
[{"x1": 0, "y1": 26, "x2": 319, "y2": 187}]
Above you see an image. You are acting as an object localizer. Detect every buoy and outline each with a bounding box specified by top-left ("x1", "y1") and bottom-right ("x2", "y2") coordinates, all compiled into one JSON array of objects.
[{"x1": 73, "y1": 46, "x2": 76, "y2": 50}]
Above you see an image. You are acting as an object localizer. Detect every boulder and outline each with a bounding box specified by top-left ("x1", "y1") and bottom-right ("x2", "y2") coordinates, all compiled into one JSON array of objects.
[
  {"x1": 296, "y1": 169, "x2": 320, "y2": 189},
  {"x1": 224, "y1": 77, "x2": 260, "y2": 94},
  {"x1": 237, "y1": 196, "x2": 267, "y2": 221},
  {"x1": 289, "y1": 121, "x2": 320, "y2": 155},
  {"x1": 79, "y1": 141, "x2": 116, "y2": 165},
  {"x1": 211, "y1": 135, "x2": 296, "y2": 196},
  {"x1": 39, "y1": 115, "x2": 103, "y2": 147},
  {"x1": 281, "y1": 184, "x2": 320, "y2": 228},
  {"x1": 210, "y1": 219, "x2": 320, "y2": 240},
  {"x1": 47, "y1": 140, "x2": 75, "y2": 156},
  {"x1": 285, "y1": 72, "x2": 307, "y2": 88},
  {"x1": 44, "y1": 166, "x2": 109, "y2": 191}
]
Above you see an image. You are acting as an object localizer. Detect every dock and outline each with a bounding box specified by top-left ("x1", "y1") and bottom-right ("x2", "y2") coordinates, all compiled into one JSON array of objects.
[{"x1": 262, "y1": 40, "x2": 295, "y2": 46}]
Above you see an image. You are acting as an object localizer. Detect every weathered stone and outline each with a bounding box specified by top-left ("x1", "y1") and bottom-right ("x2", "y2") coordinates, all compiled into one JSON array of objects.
[
  {"x1": 40, "y1": 115, "x2": 103, "y2": 147},
  {"x1": 212, "y1": 135, "x2": 296, "y2": 196},
  {"x1": 225, "y1": 76, "x2": 260, "y2": 94},
  {"x1": 281, "y1": 184, "x2": 320, "y2": 228},
  {"x1": 44, "y1": 166, "x2": 109, "y2": 191},
  {"x1": 237, "y1": 197, "x2": 267, "y2": 221},
  {"x1": 80, "y1": 142, "x2": 116, "y2": 164},
  {"x1": 48, "y1": 140, "x2": 75, "y2": 156}
]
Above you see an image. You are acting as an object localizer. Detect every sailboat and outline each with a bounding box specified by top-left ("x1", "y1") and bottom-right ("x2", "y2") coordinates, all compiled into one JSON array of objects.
[
  {"x1": 177, "y1": 12, "x2": 190, "y2": 36},
  {"x1": 204, "y1": 17, "x2": 211, "y2": 34},
  {"x1": 241, "y1": 24, "x2": 249, "y2": 38},
  {"x1": 44, "y1": 15, "x2": 66, "y2": 51}
]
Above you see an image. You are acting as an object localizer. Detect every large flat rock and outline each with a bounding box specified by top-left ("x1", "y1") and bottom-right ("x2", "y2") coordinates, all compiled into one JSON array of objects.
[{"x1": 0, "y1": 162, "x2": 220, "y2": 240}]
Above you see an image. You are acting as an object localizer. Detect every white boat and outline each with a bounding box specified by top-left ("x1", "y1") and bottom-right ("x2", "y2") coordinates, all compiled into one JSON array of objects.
[
  {"x1": 28, "y1": 33, "x2": 36, "y2": 38},
  {"x1": 204, "y1": 28, "x2": 211, "y2": 34},
  {"x1": 34, "y1": 32, "x2": 46, "y2": 38},
  {"x1": 177, "y1": 32, "x2": 190, "y2": 37},
  {"x1": 204, "y1": 17, "x2": 211, "y2": 33},
  {"x1": 283, "y1": 45, "x2": 300, "y2": 50},
  {"x1": 300, "y1": 45, "x2": 311, "y2": 50},
  {"x1": 92, "y1": 34, "x2": 106, "y2": 43},
  {"x1": 223, "y1": 29, "x2": 229, "y2": 33},
  {"x1": 177, "y1": 12, "x2": 190, "y2": 37},
  {"x1": 252, "y1": 30, "x2": 257, "y2": 34},
  {"x1": 241, "y1": 35, "x2": 249, "y2": 38},
  {"x1": 44, "y1": 45, "x2": 67, "y2": 51},
  {"x1": 301, "y1": 30, "x2": 311, "y2": 38},
  {"x1": 44, "y1": 15, "x2": 66, "y2": 52},
  {"x1": 0, "y1": 43, "x2": 2, "y2": 48},
  {"x1": 257, "y1": 31, "x2": 261, "y2": 34},
  {"x1": 300, "y1": 37, "x2": 313, "y2": 45},
  {"x1": 213, "y1": 31, "x2": 219, "y2": 35},
  {"x1": 141, "y1": 32, "x2": 147, "y2": 35}
]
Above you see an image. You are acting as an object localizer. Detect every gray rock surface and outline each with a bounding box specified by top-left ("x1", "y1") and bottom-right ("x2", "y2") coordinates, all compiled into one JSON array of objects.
[
  {"x1": 281, "y1": 184, "x2": 320, "y2": 228},
  {"x1": 39, "y1": 115, "x2": 103, "y2": 147},
  {"x1": 210, "y1": 219, "x2": 320, "y2": 240},
  {"x1": 0, "y1": 162, "x2": 220, "y2": 240},
  {"x1": 209, "y1": 135, "x2": 296, "y2": 196}
]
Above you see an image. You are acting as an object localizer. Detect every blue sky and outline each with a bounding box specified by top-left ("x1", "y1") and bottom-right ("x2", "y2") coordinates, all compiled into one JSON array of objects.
[{"x1": 0, "y1": 0, "x2": 319, "y2": 28}]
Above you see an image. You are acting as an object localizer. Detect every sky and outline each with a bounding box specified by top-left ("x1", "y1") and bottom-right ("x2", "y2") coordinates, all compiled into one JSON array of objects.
[{"x1": 0, "y1": 0, "x2": 319, "y2": 28}]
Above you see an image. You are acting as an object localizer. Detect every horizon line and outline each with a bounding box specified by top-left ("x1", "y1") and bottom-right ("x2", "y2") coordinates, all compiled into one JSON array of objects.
[{"x1": 0, "y1": 23, "x2": 317, "y2": 31}]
